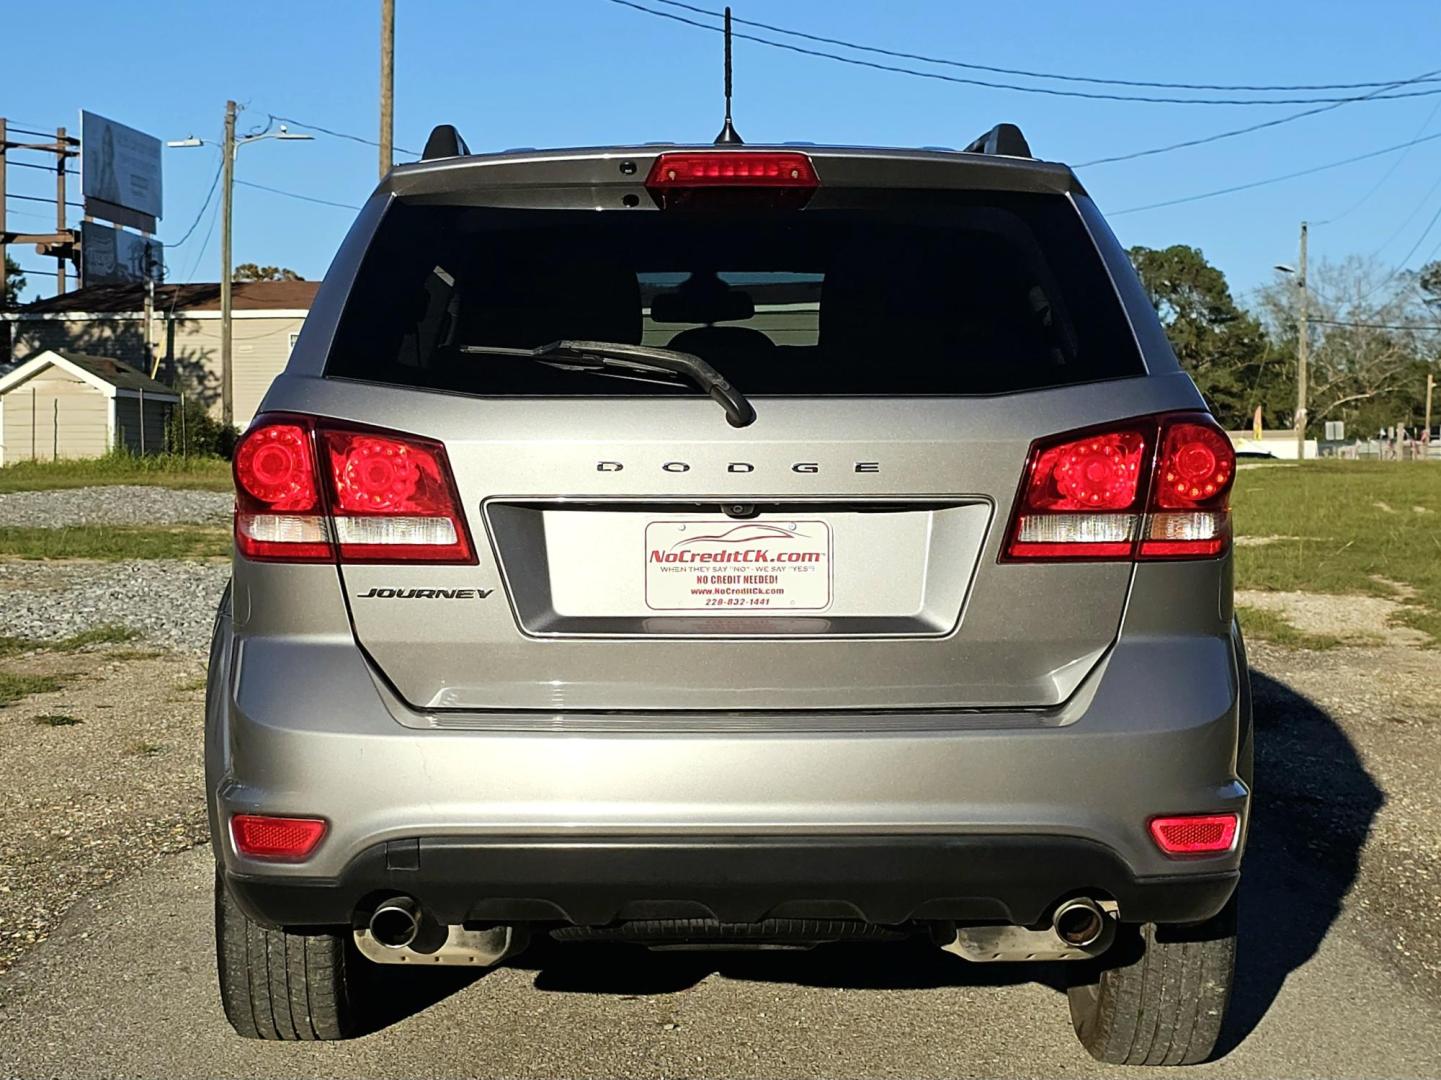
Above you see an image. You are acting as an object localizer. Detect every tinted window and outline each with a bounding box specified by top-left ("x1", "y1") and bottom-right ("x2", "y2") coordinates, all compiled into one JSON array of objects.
[{"x1": 328, "y1": 192, "x2": 1142, "y2": 396}]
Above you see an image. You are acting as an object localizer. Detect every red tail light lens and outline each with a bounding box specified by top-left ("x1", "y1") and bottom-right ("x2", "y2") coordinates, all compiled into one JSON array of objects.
[
  {"x1": 232, "y1": 414, "x2": 475, "y2": 564},
  {"x1": 231, "y1": 814, "x2": 327, "y2": 860},
  {"x1": 1005, "y1": 423, "x2": 1150, "y2": 560},
  {"x1": 645, "y1": 151, "x2": 819, "y2": 188},
  {"x1": 1002, "y1": 413, "x2": 1235, "y2": 562},
  {"x1": 233, "y1": 419, "x2": 331, "y2": 562},
  {"x1": 1139, "y1": 421, "x2": 1235, "y2": 558},
  {"x1": 321, "y1": 429, "x2": 473, "y2": 563},
  {"x1": 1148, "y1": 813, "x2": 1239, "y2": 857}
]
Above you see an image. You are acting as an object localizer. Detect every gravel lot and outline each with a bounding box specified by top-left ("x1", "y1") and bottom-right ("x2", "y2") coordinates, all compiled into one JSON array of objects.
[
  {"x1": 0, "y1": 560, "x2": 230, "y2": 653},
  {"x1": 0, "y1": 486, "x2": 231, "y2": 529}
]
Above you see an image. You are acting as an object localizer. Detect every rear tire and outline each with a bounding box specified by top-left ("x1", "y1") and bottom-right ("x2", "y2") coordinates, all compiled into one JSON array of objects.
[
  {"x1": 214, "y1": 867, "x2": 366, "y2": 1040},
  {"x1": 1066, "y1": 897, "x2": 1237, "y2": 1066}
]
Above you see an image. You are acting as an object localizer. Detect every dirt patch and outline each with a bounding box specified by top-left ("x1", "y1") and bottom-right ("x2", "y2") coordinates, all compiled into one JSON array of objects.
[
  {"x1": 1236, "y1": 589, "x2": 1429, "y2": 647},
  {"x1": 0, "y1": 647, "x2": 208, "y2": 973},
  {"x1": 1234, "y1": 534, "x2": 1306, "y2": 547},
  {"x1": 1369, "y1": 575, "x2": 1420, "y2": 601}
]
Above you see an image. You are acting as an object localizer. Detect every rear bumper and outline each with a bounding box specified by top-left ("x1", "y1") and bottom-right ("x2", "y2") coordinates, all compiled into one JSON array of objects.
[
  {"x1": 208, "y1": 613, "x2": 1250, "y2": 931},
  {"x1": 224, "y1": 834, "x2": 1239, "y2": 930}
]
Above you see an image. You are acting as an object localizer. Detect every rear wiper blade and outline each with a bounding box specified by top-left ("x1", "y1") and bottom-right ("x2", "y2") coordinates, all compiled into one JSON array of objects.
[{"x1": 457, "y1": 339, "x2": 756, "y2": 428}]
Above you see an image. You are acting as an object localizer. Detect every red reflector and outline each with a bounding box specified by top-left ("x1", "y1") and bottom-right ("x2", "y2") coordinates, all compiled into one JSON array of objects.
[
  {"x1": 645, "y1": 151, "x2": 818, "y2": 188},
  {"x1": 1148, "y1": 813, "x2": 1238, "y2": 856},
  {"x1": 231, "y1": 814, "x2": 327, "y2": 860}
]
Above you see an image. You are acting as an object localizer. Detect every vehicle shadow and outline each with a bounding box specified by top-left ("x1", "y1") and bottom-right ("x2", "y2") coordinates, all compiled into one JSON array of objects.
[{"x1": 1215, "y1": 669, "x2": 1382, "y2": 1056}]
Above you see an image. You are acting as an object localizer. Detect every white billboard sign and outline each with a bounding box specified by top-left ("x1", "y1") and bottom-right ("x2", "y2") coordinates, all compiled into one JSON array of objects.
[{"x1": 81, "y1": 111, "x2": 163, "y2": 221}]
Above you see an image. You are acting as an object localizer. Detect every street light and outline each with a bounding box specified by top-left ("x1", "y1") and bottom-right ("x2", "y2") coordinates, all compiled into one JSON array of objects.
[{"x1": 167, "y1": 107, "x2": 313, "y2": 428}]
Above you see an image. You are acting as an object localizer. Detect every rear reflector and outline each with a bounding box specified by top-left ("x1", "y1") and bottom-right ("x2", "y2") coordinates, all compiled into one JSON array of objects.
[
  {"x1": 232, "y1": 414, "x2": 475, "y2": 564},
  {"x1": 231, "y1": 814, "x2": 327, "y2": 860},
  {"x1": 1148, "y1": 813, "x2": 1239, "y2": 856},
  {"x1": 645, "y1": 151, "x2": 819, "y2": 188},
  {"x1": 1002, "y1": 413, "x2": 1236, "y2": 562}
]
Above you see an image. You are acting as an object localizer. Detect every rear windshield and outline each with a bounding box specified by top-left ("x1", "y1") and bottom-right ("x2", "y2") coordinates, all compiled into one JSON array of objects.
[{"x1": 328, "y1": 191, "x2": 1143, "y2": 396}]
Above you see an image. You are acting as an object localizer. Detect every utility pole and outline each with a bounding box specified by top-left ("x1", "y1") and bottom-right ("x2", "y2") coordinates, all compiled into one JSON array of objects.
[
  {"x1": 1426, "y1": 371, "x2": 1435, "y2": 447},
  {"x1": 380, "y1": 0, "x2": 395, "y2": 179},
  {"x1": 1295, "y1": 221, "x2": 1309, "y2": 463},
  {"x1": 220, "y1": 99, "x2": 236, "y2": 430},
  {"x1": 54, "y1": 126, "x2": 67, "y2": 293}
]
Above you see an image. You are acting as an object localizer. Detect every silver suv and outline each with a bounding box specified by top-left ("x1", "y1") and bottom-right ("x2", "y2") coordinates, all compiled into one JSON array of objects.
[{"x1": 208, "y1": 125, "x2": 1250, "y2": 1066}]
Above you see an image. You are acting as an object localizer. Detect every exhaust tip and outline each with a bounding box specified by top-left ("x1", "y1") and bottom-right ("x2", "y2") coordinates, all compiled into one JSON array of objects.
[
  {"x1": 370, "y1": 896, "x2": 422, "y2": 949},
  {"x1": 1053, "y1": 898, "x2": 1106, "y2": 948}
]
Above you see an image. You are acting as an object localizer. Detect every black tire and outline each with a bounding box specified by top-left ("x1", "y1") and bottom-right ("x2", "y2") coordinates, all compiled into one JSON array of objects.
[
  {"x1": 214, "y1": 867, "x2": 366, "y2": 1040},
  {"x1": 1066, "y1": 898, "x2": 1237, "y2": 1066}
]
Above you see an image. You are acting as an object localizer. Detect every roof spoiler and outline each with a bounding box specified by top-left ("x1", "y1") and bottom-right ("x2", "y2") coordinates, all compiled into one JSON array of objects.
[
  {"x1": 962, "y1": 123, "x2": 1032, "y2": 159},
  {"x1": 421, "y1": 124, "x2": 471, "y2": 161}
]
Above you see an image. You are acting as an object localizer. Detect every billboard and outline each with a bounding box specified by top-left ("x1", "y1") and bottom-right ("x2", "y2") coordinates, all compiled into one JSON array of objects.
[
  {"x1": 80, "y1": 111, "x2": 163, "y2": 222},
  {"x1": 80, "y1": 221, "x2": 163, "y2": 287}
]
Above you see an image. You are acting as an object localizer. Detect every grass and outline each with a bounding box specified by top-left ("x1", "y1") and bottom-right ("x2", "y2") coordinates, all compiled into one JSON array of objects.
[
  {"x1": 107, "y1": 648, "x2": 165, "y2": 661},
  {"x1": 32, "y1": 713, "x2": 82, "y2": 727},
  {"x1": 0, "y1": 624, "x2": 140, "y2": 657},
  {"x1": 0, "y1": 672, "x2": 70, "y2": 707},
  {"x1": 0, "y1": 525, "x2": 229, "y2": 560},
  {"x1": 0, "y1": 453, "x2": 231, "y2": 494},
  {"x1": 1232, "y1": 461, "x2": 1441, "y2": 644}
]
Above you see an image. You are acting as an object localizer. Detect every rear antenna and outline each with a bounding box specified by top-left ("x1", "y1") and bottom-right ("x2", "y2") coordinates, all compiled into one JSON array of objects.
[{"x1": 713, "y1": 6, "x2": 744, "y2": 145}]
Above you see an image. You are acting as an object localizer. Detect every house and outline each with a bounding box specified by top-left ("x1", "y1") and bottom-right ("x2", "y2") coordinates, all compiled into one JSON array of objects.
[
  {"x1": 1, "y1": 280, "x2": 318, "y2": 428},
  {"x1": 0, "y1": 350, "x2": 179, "y2": 464}
]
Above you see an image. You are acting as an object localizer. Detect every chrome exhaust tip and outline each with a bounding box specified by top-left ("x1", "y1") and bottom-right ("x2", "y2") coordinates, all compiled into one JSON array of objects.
[
  {"x1": 369, "y1": 896, "x2": 423, "y2": 950},
  {"x1": 1052, "y1": 897, "x2": 1107, "y2": 948}
]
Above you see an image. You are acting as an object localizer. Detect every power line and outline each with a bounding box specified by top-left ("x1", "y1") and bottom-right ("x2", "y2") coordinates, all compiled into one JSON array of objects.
[
  {"x1": 644, "y1": 0, "x2": 1441, "y2": 95},
  {"x1": 7, "y1": 159, "x2": 78, "y2": 175},
  {"x1": 1314, "y1": 97, "x2": 1441, "y2": 225},
  {"x1": 234, "y1": 178, "x2": 360, "y2": 210},
  {"x1": 1311, "y1": 318, "x2": 1441, "y2": 331},
  {"x1": 610, "y1": 0, "x2": 1441, "y2": 107},
  {"x1": 164, "y1": 152, "x2": 224, "y2": 248},
  {"x1": 6, "y1": 192, "x2": 83, "y2": 209},
  {"x1": 1110, "y1": 129, "x2": 1441, "y2": 215},
  {"x1": 1077, "y1": 67, "x2": 1441, "y2": 167},
  {"x1": 266, "y1": 114, "x2": 418, "y2": 158}
]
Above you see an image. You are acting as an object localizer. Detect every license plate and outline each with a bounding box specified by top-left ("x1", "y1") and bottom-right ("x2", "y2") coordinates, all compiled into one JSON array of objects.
[{"x1": 644, "y1": 519, "x2": 832, "y2": 611}]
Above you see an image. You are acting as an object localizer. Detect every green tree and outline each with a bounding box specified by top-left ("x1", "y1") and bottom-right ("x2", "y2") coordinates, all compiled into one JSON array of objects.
[
  {"x1": 233, "y1": 263, "x2": 304, "y2": 283},
  {"x1": 3, "y1": 254, "x2": 25, "y2": 306},
  {"x1": 1128, "y1": 245, "x2": 1272, "y2": 429}
]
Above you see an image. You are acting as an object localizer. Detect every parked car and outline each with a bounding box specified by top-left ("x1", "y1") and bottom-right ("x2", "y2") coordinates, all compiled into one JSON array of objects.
[{"x1": 208, "y1": 123, "x2": 1249, "y2": 1066}]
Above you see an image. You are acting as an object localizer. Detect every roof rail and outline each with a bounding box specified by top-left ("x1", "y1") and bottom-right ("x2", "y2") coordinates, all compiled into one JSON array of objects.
[
  {"x1": 962, "y1": 123, "x2": 1032, "y2": 159},
  {"x1": 421, "y1": 124, "x2": 471, "y2": 161}
]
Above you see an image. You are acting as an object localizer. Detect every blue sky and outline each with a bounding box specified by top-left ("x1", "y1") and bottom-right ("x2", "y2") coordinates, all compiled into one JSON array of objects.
[{"x1": 6, "y1": 0, "x2": 1441, "y2": 304}]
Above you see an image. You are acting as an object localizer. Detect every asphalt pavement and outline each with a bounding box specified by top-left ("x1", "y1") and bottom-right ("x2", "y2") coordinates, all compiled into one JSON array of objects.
[{"x1": 0, "y1": 837, "x2": 1436, "y2": 1078}]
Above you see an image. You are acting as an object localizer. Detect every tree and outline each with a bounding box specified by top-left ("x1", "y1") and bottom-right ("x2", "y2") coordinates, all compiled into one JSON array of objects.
[
  {"x1": 1127, "y1": 245, "x2": 1272, "y2": 429},
  {"x1": 3, "y1": 255, "x2": 25, "y2": 306},
  {"x1": 1254, "y1": 255, "x2": 1437, "y2": 436},
  {"x1": 233, "y1": 263, "x2": 304, "y2": 283}
]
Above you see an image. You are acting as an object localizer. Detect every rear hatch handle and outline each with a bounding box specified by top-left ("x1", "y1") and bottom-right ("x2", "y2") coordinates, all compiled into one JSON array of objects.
[{"x1": 459, "y1": 339, "x2": 757, "y2": 428}]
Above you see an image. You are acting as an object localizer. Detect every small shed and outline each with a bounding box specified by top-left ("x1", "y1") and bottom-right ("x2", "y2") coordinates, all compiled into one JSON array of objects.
[{"x1": 0, "y1": 350, "x2": 179, "y2": 464}]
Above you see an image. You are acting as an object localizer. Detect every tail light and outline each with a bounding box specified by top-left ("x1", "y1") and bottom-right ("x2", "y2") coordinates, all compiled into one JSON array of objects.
[
  {"x1": 1002, "y1": 412, "x2": 1235, "y2": 562},
  {"x1": 1148, "y1": 813, "x2": 1239, "y2": 857},
  {"x1": 231, "y1": 814, "x2": 328, "y2": 860},
  {"x1": 645, "y1": 151, "x2": 819, "y2": 209},
  {"x1": 233, "y1": 414, "x2": 475, "y2": 564}
]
